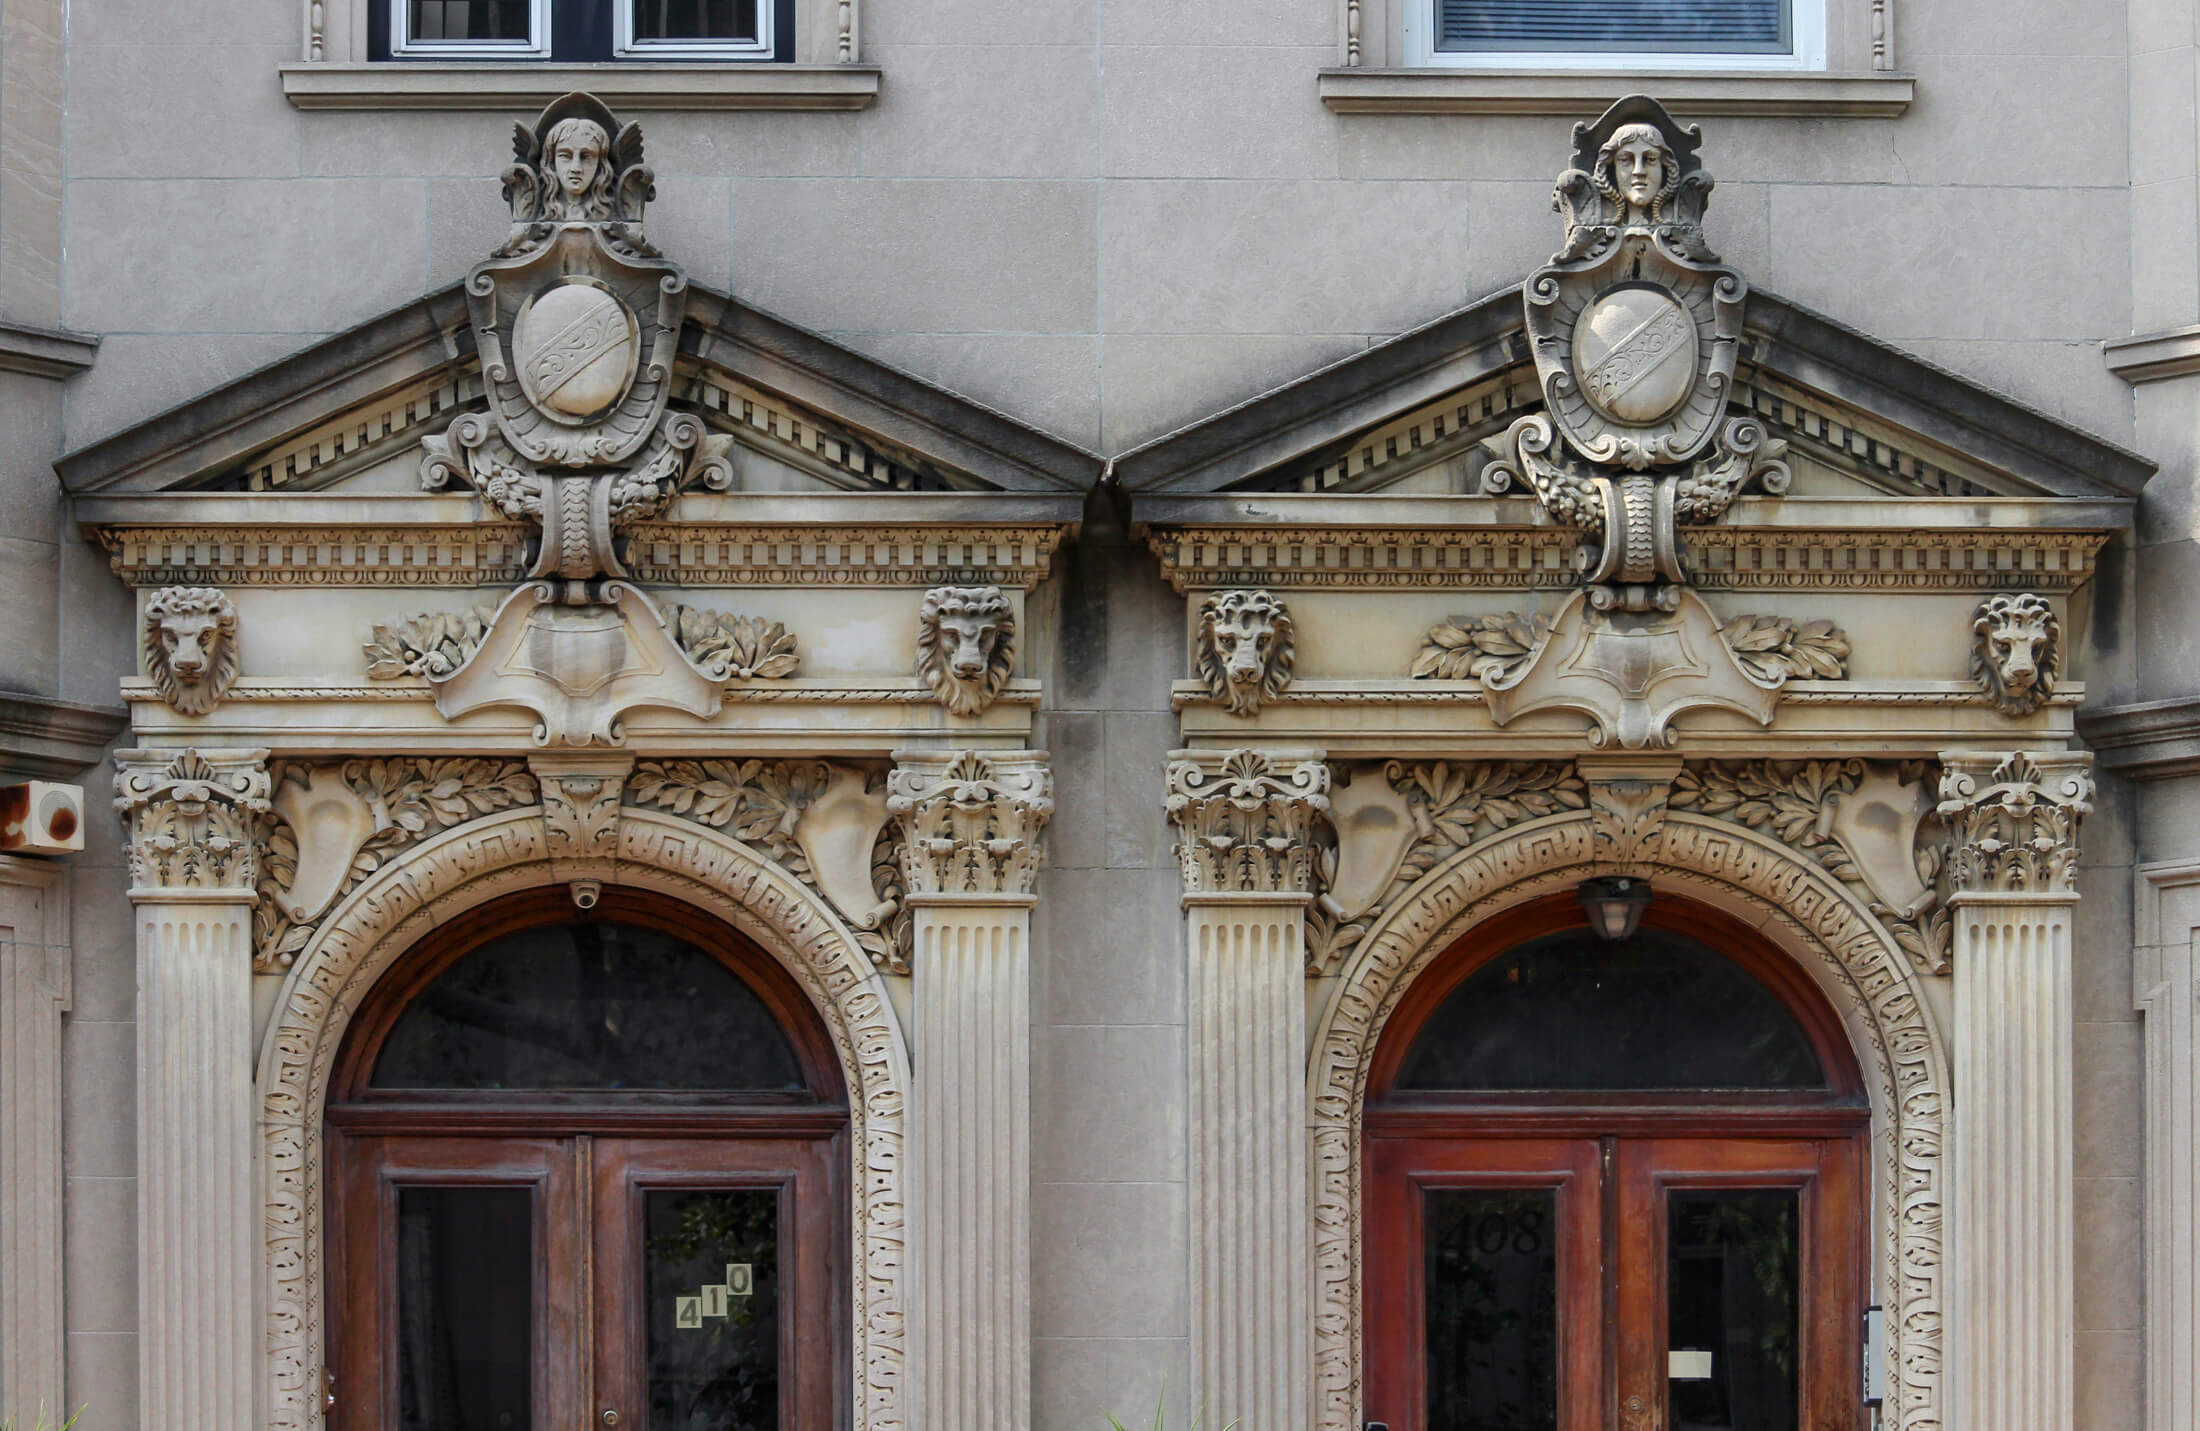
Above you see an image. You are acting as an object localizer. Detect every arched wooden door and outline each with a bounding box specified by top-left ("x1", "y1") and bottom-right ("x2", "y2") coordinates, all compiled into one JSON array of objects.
[
  {"x1": 326, "y1": 889, "x2": 849, "y2": 1431},
  {"x1": 1363, "y1": 895, "x2": 1868, "y2": 1431}
]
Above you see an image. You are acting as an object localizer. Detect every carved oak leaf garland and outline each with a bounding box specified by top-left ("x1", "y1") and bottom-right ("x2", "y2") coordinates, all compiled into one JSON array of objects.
[
  {"x1": 362, "y1": 605, "x2": 498, "y2": 680},
  {"x1": 1670, "y1": 759, "x2": 1952, "y2": 975},
  {"x1": 254, "y1": 758, "x2": 540, "y2": 971},
  {"x1": 1716, "y1": 614, "x2": 1852, "y2": 683},
  {"x1": 663, "y1": 606, "x2": 800, "y2": 682},
  {"x1": 625, "y1": 759, "x2": 912, "y2": 972},
  {"x1": 1411, "y1": 612, "x2": 1551, "y2": 682},
  {"x1": 1308, "y1": 759, "x2": 1587, "y2": 971}
]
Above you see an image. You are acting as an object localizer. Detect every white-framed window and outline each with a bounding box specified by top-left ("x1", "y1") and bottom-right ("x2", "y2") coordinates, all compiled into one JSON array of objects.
[
  {"x1": 615, "y1": 0, "x2": 772, "y2": 59},
  {"x1": 1405, "y1": 0, "x2": 1828, "y2": 71},
  {"x1": 391, "y1": 0, "x2": 551, "y2": 57},
  {"x1": 381, "y1": 0, "x2": 780, "y2": 61}
]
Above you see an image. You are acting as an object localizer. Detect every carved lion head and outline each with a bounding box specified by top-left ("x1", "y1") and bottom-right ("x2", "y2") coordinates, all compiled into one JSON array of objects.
[
  {"x1": 1971, "y1": 593, "x2": 2061, "y2": 718},
  {"x1": 1197, "y1": 589, "x2": 1295, "y2": 717},
  {"x1": 918, "y1": 585, "x2": 1016, "y2": 717},
  {"x1": 143, "y1": 586, "x2": 240, "y2": 716}
]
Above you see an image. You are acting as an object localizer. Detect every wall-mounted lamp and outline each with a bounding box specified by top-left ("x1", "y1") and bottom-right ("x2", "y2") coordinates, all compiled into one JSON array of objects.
[{"x1": 1578, "y1": 876, "x2": 1652, "y2": 941}]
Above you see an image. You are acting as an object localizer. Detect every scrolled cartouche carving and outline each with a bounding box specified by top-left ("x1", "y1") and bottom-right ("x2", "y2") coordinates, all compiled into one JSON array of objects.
[
  {"x1": 1970, "y1": 593, "x2": 2061, "y2": 717},
  {"x1": 143, "y1": 586, "x2": 240, "y2": 715},
  {"x1": 252, "y1": 757, "x2": 539, "y2": 971},
  {"x1": 916, "y1": 585, "x2": 1016, "y2": 716},
  {"x1": 1196, "y1": 589, "x2": 1295, "y2": 716}
]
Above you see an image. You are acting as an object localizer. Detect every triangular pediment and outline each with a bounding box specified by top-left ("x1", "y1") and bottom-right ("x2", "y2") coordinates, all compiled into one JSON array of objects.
[
  {"x1": 56, "y1": 283, "x2": 1103, "y2": 502},
  {"x1": 1111, "y1": 287, "x2": 2153, "y2": 509}
]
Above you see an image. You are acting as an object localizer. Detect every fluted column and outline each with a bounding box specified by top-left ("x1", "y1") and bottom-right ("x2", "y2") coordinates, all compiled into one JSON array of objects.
[
  {"x1": 114, "y1": 747, "x2": 271, "y2": 1427},
  {"x1": 888, "y1": 750, "x2": 1051, "y2": 1431},
  {"x1": 1938, "y1": 750, "x2": 2091, "y2": 1431},
  {"x1": 1166, "y1": 748, "x2": 1331, "y2": 1431}
]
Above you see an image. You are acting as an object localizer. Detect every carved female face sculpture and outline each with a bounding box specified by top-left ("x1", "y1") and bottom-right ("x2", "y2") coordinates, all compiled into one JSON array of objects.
[
  {"x1": 547, "y1": 118, "x2": 609, "y2": 205},
  {"x1": 1605, "y1": 124, "x2": 1670, "y2": 217}
]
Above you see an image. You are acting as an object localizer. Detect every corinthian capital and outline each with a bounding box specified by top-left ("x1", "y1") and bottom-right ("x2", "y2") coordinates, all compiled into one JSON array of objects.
[
  {"x1": 887, "y1": 750, "x2": 1052, "y2": 899},
  {"x1": 1165, "y1": 748, "x2": 1332, "y2": 897},
  {"x1": 1936, "y1": 750, "x2": 2093, "y2": 898},
  {"x1": 114, "y1": 747, "x2": 271, "y2": 898}
]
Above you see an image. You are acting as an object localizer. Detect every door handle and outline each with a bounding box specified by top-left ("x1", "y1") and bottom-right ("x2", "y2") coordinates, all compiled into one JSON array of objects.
[{"x1": 600, "y1": 1410, "x2": 621, "y2": 1427}]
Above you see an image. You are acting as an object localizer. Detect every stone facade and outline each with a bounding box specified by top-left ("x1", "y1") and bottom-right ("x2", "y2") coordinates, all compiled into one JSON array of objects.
[{"x1": 0, "y1": 4, "x2": 2188, "y2": 1429}]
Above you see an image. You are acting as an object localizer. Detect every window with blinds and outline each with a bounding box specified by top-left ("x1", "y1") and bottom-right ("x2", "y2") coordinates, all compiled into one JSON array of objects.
[{"x1": 1437, "y1": 0, "x2": 1791, "y2": 54}]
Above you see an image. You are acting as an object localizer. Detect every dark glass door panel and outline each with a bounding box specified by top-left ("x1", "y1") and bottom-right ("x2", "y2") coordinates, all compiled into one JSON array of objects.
[
  {"x1": 644, "y1": 1188, "x2": 782, "y2": 1430},
  {"x1": 593, "y1": 1138, "x2": 841, "y2": 1431},
  {"x1": 1666, "y1": 1190, "x2": 1800, "y2": 1431},
  {"x1": 397, "y1": 1186, "x2": 535, "y2": 1430},
  {"x1": 1424, "y1": 1188, "x2": 1559, "y2": 1431},
  {"x1": 1364, "y1": 1138, "x2": 1601, "y2": 1431}
]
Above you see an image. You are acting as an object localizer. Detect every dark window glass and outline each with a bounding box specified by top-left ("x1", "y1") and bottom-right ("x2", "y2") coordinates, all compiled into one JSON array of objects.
[
  {"x1": 1425, "y1": 1188, "x2": 1558, "y2": 1431},
  {"x1": 372, "y1": 922, "x2": 807, "y2": 1092},
  {"x1": 407, "y1": 0, "x2": 533, "y2": 40},
  {"x1": 1668, "y1": 1190, "x2": 1801, "y2": 1431},
  {"x1": 631, "y1": 0, "x2": 763, "y2": 42},
  {"x1": 1395, "y1": 928, "x2": 1826, "y2": 1091},
  {"x1": 647, "y1": 1188, "x2": 782, "y2": 1429},
  {"x1": 1437, "y1": 0, "x2": 1789, "y2": 54},
  {"x1": 397, "y1": 1186, "x2": 534, "y2": 1430}
]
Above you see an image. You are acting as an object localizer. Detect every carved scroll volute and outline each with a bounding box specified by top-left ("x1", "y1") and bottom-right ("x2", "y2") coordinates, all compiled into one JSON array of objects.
[
  {"x1": 114, "y1": 747, "x2": 272, "y2": 898},
  {"x1": 1164, "y1": 748, "x2": 1332, "y2": 898},
  {"x1": 1936, "y1": 750, "x2": 2093, "y2": 898},
  {"x1": 1579, "y1": 753, "x2": 1682, "y2": 872},
  {"x1": 886, "y1": 750, "x2": 1053, "y2": 901}
]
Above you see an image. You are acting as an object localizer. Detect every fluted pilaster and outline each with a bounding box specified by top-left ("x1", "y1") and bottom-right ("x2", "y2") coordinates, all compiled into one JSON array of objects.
[
  {"x1": 1167, "y1": 748, "x2": 1330, "y2": 1431},
  {"x1": 0, "y1": 856, "x2": 71, "y2": 1420},
  {"x1": 115, "y1": 747, "x2": 270, "y2": 1427},
  {"x1": 1938, "y1": 749, "x2": 2090, "y2": 1431},
  {"x1": 888, "y1": 749, "x2": 1051, "y2": 1431}
]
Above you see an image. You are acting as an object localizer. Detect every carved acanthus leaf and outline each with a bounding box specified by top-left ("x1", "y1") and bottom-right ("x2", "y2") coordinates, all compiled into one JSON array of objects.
[
  {"x1": 362, "y1": 604, "x2": 498, "y2": 681},
  {"x1": 1936, "y1": 751, "x2": 2092, "y2": 896},
  {"x1": 1308, "y1": 759, "x2": 1586, "y2": 973},
  {"x1": 1672, "y1": 758, "x2": 1952, "y2": 974},
  {"x1": 1410, "y1": 611, "x2": 1552, "y2": 683},
  {"x1": 626, "y1": 759, "x2": 832, "y2": 878},
  {"x1": 116, "y1": 747, "x2": 272, "y2": 894},
  {"x1": 887, "y1": 751, "x2": 1053, "y2": 900},
  {"x1": 252, "y1": 757, "x2": 539, "y2": 971},
  {"x1": 1165, "y1": 749, "x2": 1332, "y2": 897},
  {"x1": 664, "y1": 606, "x2": 801, "y2": 682},
  {"x1": 1715, "y1": 614, "x2": 1852, "y2": 684}
]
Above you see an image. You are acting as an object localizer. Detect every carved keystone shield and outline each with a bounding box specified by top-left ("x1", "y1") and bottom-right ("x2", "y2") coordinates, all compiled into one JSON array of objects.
[
  {"x1": 1575, "y1": 284, "x2": 1697, "y2": 426},
  {"x1": 514, "y1": 279, "x2": 641, "y2": 425}
]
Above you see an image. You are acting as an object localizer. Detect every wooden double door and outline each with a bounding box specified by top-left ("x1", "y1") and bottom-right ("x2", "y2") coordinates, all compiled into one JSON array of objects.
[
  {"x1": 1365, "y1": 1130, "x2": 1864, "y2": 1431},
  {"x1": 330, "y1": 1127, "x2": 844, "y2": 1431}
]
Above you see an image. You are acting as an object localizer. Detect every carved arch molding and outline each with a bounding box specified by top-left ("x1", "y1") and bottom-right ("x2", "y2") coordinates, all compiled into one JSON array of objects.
[
  {"x1": 257, "y1": 804, "x2": 912, "y2": 1431},
  {"x1": 1308, "y1": 811, "x2": 1948, "y2": 1431}
]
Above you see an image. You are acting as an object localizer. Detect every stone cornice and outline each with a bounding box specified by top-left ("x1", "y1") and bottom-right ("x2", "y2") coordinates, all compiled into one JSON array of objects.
[
  {"x1": 2104, "y1": 325, "x2": 2200, "y2": 385},
  {"x1": 0, "y1": 693, "x2": 129, "y2": 779},
  {"x1": 1140, "y1": 501, "x2": 2115, "y2": 594},
  {"x1": 2080, "y1": 695, "x2": 2200, "y2": 779},
  {"x1": 1112, "y1": 291, "x2": 2154, "y2": 501},
  {"x1": 82, "y1": 495, "x2": 1080, "y2": 589},
  {"x1": 280, "y1": 62, "x2": 882, "y2": 112},
  {"x1": 56, "y1": 285, "x2": 1102, "y2": 499},
  {"x1": 0, "y1": 319, "x2": 99, "y2": 379}
]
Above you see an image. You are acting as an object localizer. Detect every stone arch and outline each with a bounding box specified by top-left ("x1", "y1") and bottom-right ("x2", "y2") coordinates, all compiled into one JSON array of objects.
[
  {"x1": 256, "y1": 805, "x2": 911, "y2": 1431},
  {"x1": 1309, "y1": 811, "x2": 1948, "y2": 1431}
]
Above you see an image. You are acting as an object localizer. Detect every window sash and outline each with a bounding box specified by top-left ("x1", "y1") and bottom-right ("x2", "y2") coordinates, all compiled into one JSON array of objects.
[
  {"x1": 615, "y1": 0, "x2": 775, "y2": 59},
  {"x1": 1410, "y1": 0, "x2": 1825, "y2": 69},
  {"x1": 390, "y1": 0, "x2": 551, "y2": 56},
  {"x1": 1438, "y1": 0, "x2": 1790, "y2": 55}
]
